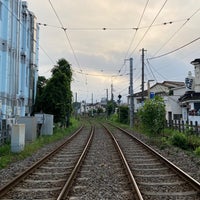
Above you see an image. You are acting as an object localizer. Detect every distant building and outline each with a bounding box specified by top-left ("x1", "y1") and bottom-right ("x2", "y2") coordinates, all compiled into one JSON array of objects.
[
  {"x1": 179, "y1": 59, "x2": 200, "y2": 123},
  {"x1": 131, "y1": 81, "x2": 185, "y2": 121},
  {"x1": 0, "y1": 0, "x2": 39, "y2": 119}
]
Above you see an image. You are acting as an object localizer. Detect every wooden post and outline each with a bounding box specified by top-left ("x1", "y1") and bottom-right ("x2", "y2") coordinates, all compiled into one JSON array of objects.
[
  {"x1": 182, "y1": 120, "x2": 185, "y2": 133},
  {"x1": 195, "y1": 121, "x2": 198, "y2": 135},
  {"x1": 178, "y1": 120, "x2": 181, "y2": 132},
  {"x1": 190, "y1": 121, "x2": 193, "y2": 134}
]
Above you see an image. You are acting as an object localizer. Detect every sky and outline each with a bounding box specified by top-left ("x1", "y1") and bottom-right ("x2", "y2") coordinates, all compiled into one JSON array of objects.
[{"x1": 26, "y1": 0, "x2": 200, "y2": 103}]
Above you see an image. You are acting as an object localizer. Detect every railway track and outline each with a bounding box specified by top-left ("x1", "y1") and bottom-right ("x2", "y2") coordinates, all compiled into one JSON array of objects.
[
  {"x1": 0, "y1": 126, "x2": 93, "y2": 199},
  {"x1": 105, "y1": 123, "x2": 200, "y2": 199},
  {"x1": 0, "y1": 122, "x2": 200, "y2": 199},
  {"x1": 66, "y1": 123, "x2": 136, "y2": 199}
]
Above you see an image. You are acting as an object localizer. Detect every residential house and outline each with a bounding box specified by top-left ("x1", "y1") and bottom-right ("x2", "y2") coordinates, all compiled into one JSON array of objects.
[
  {"x1": 132, "y1": 81, "x2": 185, "y2": 120},
  {"x1": 179, "y1": 59, "x2": 200, "y2": 123}
]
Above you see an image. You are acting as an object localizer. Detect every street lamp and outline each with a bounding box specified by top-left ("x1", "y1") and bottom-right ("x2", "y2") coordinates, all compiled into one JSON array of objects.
[{"x1": 147, "y1": 80, "x2": 154, "y2": 99}]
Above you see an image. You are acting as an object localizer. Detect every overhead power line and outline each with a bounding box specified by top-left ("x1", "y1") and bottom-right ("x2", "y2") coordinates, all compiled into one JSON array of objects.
[
  {"x1": 129, "y1": 0, "x2": 168, "y2": 56},
  {"x1": 152, "y1": 7, "x2": 200, "y2": 57},
  {"x1": 48, "y1": 0, "x2": 88, "y2": 86},
  {"x1": 38, "y1": 18, "x2": 184, "y2": 31},
  {"x1": 148, "y1": 36, "x2": 200, "y2": 60},
  {"x1": 125, "y1": 0, "x2": 150, "y2": 59}
]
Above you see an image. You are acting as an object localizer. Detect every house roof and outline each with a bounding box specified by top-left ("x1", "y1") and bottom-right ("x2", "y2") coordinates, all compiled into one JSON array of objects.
[
  {"x1": 152, "y1": 81, "x2": 185, "y2": 89},
  {"x1": 191, "y1": 58, "x2": 200, "y2": 65},
  {"x1": 133, "y1": 81, "x2": 184, "y2": 97},
  {"x1": 133, "y1": 90, "x2": 148, "y2": 97},
  {"x1": 179, "y1": 91, "x2": 200, "y2": 102}
]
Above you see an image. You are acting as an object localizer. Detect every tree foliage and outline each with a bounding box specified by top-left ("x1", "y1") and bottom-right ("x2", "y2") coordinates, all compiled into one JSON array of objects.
[
  {"x1": 138, "y1": 96, "x2": 166, "y2": 135},
  {"x1": 107, "y1": 100, "x2": 116, "y2": 116},
  {"x1": 118, "y1": 105, "x2": 129, "y2": 124},
  {"x1": 34, "y1": 58, "x2": 72, "y2": 125}
]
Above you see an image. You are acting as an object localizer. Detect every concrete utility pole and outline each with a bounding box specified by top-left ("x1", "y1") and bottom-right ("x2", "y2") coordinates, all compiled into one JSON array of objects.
[
  {"x1": 75, "y1": 92, "x2": 78, "y2": 119},
  {"x1": 141, "y1": 48, "x2": 146, "y2": 104},
  {"x1": 91, "y1": 93, "x2": 93, "y2": 117},
  {"x1": 129, "y1": 57, "x2": 134, "y2": 128},
  {"x1": 111, "y1": 83, "x2": 114, "y2": 101}
]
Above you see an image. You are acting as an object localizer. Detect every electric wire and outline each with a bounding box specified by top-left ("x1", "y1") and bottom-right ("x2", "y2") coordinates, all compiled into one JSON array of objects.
[
  {"x1": 145, "y1": 60, "x2": 183, "y2": 104},
  {"x1": 148, "y1": 36, "x2": 200, "y2": 60},
  {"x1": 152, "y1": 7, "x2": 200, "y2": 57},
  {"x1": 48, "y1": 0, "x2": 88, "y2": 86},
  {"x1": 117, "y1": 0, "x2": 149, "y2": 75},
  {"x1": 129, "y1": 0, "x2": 168, "y2": 56},
  {"x1": 125, "y1": 0, "x2": 150, "y2": 59},
  {"x1": 37, "y1": 18, "x2": 185, "y2": 31}
]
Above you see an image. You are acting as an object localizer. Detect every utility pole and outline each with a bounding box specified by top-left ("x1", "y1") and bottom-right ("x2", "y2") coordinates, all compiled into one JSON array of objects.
[
  {"x1": 75, "y1": 92, "x2": 78, "y2": 119},
  {"x1": 106, "y1": 89, "x2": 108, "y2": 119},
  {"x1": 91, "y1": 93, "x2": 93, "y2": 117},
  {"x1": 111, "y1": 83, "x2": 114, "y2": 101},
  {"x1": 129, "y1": 57, "x2": 134, "y2": 128},
  {"x1": 141, "y1": 48, "x2": 146, "y2": 104}
]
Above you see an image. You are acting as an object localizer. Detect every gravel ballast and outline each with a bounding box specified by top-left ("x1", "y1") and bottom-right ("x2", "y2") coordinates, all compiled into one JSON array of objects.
[{"x1": 0, "y1": 124, "x2": 199, "y2": 190}]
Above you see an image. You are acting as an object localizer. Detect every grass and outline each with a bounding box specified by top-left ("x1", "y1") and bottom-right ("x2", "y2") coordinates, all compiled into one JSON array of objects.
[
  {"x1": 108, "y1": 117, "x2": 200, "y2": 158},
  {"x1": 0, "y1": 118, "x2": 81, "y2": 169}
]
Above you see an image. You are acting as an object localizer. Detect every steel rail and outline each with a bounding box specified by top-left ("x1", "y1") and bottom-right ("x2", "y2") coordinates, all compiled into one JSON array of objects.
[
  {"x1": 0, "y1": 126, "x2": 84, "y2": 198},
  {"x1": 111, "y1": 123, "x2": 200, "y2": 192},
  {"x1": 102, "y1": 124, "x2": 144, "y2": 200},
  {"x1": 56, "y1": 126, "x2": 94, "y2": 200}
]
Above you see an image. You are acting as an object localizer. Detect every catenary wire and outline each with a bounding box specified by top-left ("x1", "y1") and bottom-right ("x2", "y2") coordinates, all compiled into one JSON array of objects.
[
  {"x1": 148, "y1": 36, "x2": 200, "y2": 60},
  {"x1": 48, "y1": 0, "x2": 88, "y2": 86},
  {"x1": 129, "y1": 0, "x2": 168, "y2": 56},
  {"x1": 152, "y1": 7, "x2": 200, "y2": 57}
]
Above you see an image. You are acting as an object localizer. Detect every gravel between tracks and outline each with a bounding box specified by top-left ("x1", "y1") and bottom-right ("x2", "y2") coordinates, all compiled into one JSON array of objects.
[{"x1": 0, "y1": 124, "x2": 200, "y2": 190}]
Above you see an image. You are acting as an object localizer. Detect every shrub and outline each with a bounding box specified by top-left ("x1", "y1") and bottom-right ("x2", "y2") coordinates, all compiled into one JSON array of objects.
[
  {"x1": 187, "y1": 135, "x2": 200, "y2": 150},
  {"x1": 138, "y1": 96, "x2": 166, "y2": 135},
  {"x1": 118, "y1": 106, "x2": 129, "y2": 124},
  {"x1": 170, "y1": 132, "x2": 188, "y2": 150}
]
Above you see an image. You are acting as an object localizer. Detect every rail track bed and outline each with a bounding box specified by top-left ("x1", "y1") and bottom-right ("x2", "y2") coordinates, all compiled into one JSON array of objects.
[
  {"x1": 105, "y1": 123, "x2": 200, "y2": 199},
  {"x1": 66, "y1": 124, "x2": 134, "y2": 199},
  {"x1": 0, "y1": 126, "x2": 92, "y2": 199},
  {"x1": 0, "y1": 122, "x2": 200, "y2": 199}
]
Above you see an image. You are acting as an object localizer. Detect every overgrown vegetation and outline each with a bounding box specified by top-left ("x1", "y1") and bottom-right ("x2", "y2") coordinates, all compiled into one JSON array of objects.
[
  {"x1": 0, "y1": 118, "x2": 80, "y2": 169},
  {"x1": 138, "y1": 96, "x2": 166, "y2": 135},
  {"x1": 118, "y1": 105, "x2": 129, "y2": 124}
]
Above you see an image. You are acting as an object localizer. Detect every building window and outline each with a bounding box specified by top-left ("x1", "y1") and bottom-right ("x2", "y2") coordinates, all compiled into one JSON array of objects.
[{"x1": 0, "y1": 1, "x2": 2, "y2": 20}]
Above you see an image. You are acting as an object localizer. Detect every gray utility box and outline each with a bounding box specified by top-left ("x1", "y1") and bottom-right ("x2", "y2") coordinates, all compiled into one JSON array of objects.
[
  {"x1": 11, "y1": 124, "x2": 25, "y2": 153},
  {"x1": 35, "y1": 114, "x2": 54, "y2": 136},
  {"x1": 18, "y1": 117, "x2": 37, "y2": 142}
]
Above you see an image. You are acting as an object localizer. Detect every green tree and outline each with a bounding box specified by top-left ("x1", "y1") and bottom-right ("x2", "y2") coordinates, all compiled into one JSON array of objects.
[
  {"x1": 51, "y1": 58, "x2": 72, "y2": 80},
  {"x1": 34, "y1": 59, "x2": 72, "y2": 126},
  {"x1": 107, "y1": 100, "x2": 116, "y2": 116},
  {"x1": 33, "y1": 76, "x2": 47, "y2": 113},
  {"x1": 138, "y1": 96, "x2": 166, "y2": 135}
]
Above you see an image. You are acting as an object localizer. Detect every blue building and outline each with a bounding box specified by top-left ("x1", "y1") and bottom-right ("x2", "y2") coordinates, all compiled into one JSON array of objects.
[{"x1": 0, "y1": 0, "x2": 39, "y2": 119}]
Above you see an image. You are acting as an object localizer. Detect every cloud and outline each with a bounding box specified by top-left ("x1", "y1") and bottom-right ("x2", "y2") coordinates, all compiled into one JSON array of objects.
[{"x1": 26, "y1": 0, "x2": 200, "y2": 102}]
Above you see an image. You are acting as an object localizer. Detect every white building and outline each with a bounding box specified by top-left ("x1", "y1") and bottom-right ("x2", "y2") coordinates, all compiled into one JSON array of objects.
[
  {"x1": 132, "y1": 81, "x2": 185, "y2": 120},
  {"x1": 179, "y1": 59, "x2": 200, "y2": 123},
  {"x1": 0, "y1": 0, "x2": 39, "y2": 119}
]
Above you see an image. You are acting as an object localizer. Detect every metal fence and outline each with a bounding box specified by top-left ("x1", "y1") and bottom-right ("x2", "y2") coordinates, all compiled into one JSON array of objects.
[{"x1": 166, "y1": 120, "x2": 200, "y2": 136}]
